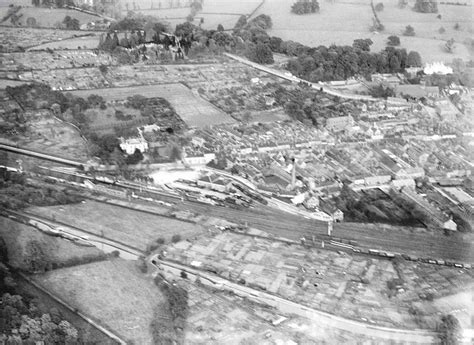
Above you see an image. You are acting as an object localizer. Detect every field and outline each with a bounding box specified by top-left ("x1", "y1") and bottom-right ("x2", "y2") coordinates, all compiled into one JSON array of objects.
[
  {"x1": 33, "y1": 259, "x2": 168, "y2": 345},
  {"x1": 255, "y1": 0, "x2": 472, "y2": 63},
  {"x1": 128, "y1": 0, "x2": 261, "y2": 31},
  {"x1": 20, "y1": 116, "x2": 88, "y2": 161},
  {"x1": 66, "y1": 83, "x2": 236, "y2": 128},
  {"x1": 28, "y1": 200, "x2": 205, "y2": 251},
  {"x1": 0, "y1": 216, "x2": 105, "y2": 271},
  {"x1": 28, "y1": 35, "x2": 101, "y2": 50},
  {"x1": 2, "y1": 7, "x2": 99, "y2": 28}
]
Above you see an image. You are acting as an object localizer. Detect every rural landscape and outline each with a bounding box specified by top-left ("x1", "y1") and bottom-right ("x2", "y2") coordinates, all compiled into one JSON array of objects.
[{"x1": 0, "y1": 0, "x2": 473, "y2": 344}]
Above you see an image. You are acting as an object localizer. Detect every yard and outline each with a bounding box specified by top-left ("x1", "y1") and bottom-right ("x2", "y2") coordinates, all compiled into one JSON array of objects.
[
  {"x1": 27, "y1": 200, "x2": 205, "y2": 251},
  {"x1": 0, "y1": 217, "x2": 105, "y2": 271},
  {"x1": 32, "y1": 258, "x2": 169, "y2": 345}
]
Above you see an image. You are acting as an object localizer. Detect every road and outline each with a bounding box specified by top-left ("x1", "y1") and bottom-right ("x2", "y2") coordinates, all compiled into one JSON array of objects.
[
  {"x1": 223, "y1": 53, "x2": 377, "y2": 102},
  {"x1": 154, "y1": 257, "x2": 437, "y2": 344}
]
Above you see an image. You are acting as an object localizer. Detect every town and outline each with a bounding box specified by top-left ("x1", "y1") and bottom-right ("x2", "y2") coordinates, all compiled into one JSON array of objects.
[{"x1": 0, "y1": 0, "x2": 473, "y2": 344}]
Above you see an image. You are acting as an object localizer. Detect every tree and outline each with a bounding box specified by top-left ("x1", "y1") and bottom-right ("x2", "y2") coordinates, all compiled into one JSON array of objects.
[
  {"x1": 374, "y1": 2, "x2": 384, "y2": 11},
  {"x1": 23, "y1": 241, "x2": 51, "y2": 273},
  {"x1": 398, "y1": 0, "x2": 407, "y2": 8},
  {"x1": 217, "y1": 23, "x2": 224, "y2": 32},
  {"x1": 125, "y1": 148, "x2": 144, "y2": 165},
  {"x1": 387, "y1": 35, "x2": 401, "y2": 46},
  {"x1": 453, "y1": 23, "x2": 460, "y2": 30},
  {"x1": 26, "y1": 17, "x2": 37, "y2": 27},
  {"x1": 438, "y1": 314, "x2": 461, "y2": 345},
  {"x1": 414, "y1": 0, "x2": 438, "y2": 13},
  {"x1": 406, "y1": 51, "x2": 422, "y2": 67},
  {"x1": 291, "y1": 0, "x2": 320, "y2": 15},
  {"x1": 403, "y1": 25, "x2": 415, "y2": 36},
  {"x1": 352, "y1": 38, "x2": 373, "y2": 52},
  {"x1": 234, "y1": 15, "x2": 247, "y2": 30},
  {"x1": 171, "y1": 234, "x2": 182, "y2": 243},
  {"x1": 445, "y1": 38, "x2": 455, "y2": 53},
  {"x1": 247, "y1": 42, "x2": 274, "y2": 64},
  {"x1": 438, "y1": 27, "x2": 446, "y2": 34}
]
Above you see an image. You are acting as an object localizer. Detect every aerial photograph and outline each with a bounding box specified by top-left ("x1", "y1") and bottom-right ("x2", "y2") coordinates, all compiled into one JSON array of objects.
[{"x1": 0, "y1": 0, "x2": 472, "y2": 344}]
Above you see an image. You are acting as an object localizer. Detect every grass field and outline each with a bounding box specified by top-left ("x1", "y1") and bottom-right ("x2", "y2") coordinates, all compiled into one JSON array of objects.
[
  {"x1": 33, "y1": 259, "x2": 168, "y2": 345},
  {"x1": 20, "y1": 117, "x2": 88, "y2": 161},
  {"x1": 28, "y1": 200, "x2": 205, "y2": 250},
  {"x1": 255, "y1": 0, "x2": 472, "y2": 63},
  {"x1": 2, "y1": 7, "x2": 99, "y2": 28},
  {"x1": 0, "y1": 216, "x2": 104, "y2": 271},
  {"x1": 28, "y1": 36, "x2": 101, "y2": 50},
  {"x1": 66, "y1": 83, "x2": 236, "y2": 128}
]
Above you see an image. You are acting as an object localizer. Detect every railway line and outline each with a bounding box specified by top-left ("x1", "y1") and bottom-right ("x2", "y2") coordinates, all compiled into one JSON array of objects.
[{"x1": 2, "y1": 144, "x2": 473, "y2": 263}]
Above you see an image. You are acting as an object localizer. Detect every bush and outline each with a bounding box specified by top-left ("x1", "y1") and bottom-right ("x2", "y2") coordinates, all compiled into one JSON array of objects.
[
  {"x1": 375, "y1": 2, "x2": 384, "y2": 11},
  {"x1": 171, "y1": 234, "x2": 182, "y2": 243},
  {"x1": 403, "y1": 25, "x2": 415, "y2": 36}
]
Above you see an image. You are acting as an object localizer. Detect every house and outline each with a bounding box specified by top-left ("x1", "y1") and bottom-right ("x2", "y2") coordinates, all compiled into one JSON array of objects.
[
  {"x1": 325, "y1": 115, "x2": 354, "y2": 132},
  {"x1": 197, "y1": 174, "x2": 232, "y2": 193},
  {"x1": 391, "y1": 178, "x2": 416, "y2": 190},
  {"x1": 395, "y1": 85, "x2": 439, "y2": 100},
  {"x1": 443, "y1": 219, "x2": 457, "y2": 231},
  {"x1": 434, "y1": 99, "x2": 459, "y2": 122},
  {"x1": 395, "y1": 167, "x2": 425, "y2": 179},
  {"x1": 319, "y1": 199, "x2": 344, "y2": 222},
  {"x1": 119, "y1": 137, "x2": 148, "y2": 155},
  {"x1": 424, "y1": 62, "x2": 453, "y2": 75},
  {"x1": 304, "y1": 195, "x2": 320, "y2": 209},
  {"x1": 191, "y1": 137, "x2": 206, "y2": 147}
]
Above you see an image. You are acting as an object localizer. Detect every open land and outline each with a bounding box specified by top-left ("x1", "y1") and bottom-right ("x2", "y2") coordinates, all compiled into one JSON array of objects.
[
  {"x1": 0, "y1": 27, "x2": 97, "y2": 51},
  {"x1": 32, "y1": 258, "x2": 168, "y2": 345},
  {"x1": 0, "y1": 216, "x2": 105, "y2": 270},
  {"x1": 1, "y1": 7, "x2": 100, "y2": 28},
  {"x1": 27, "y1": 200, "x2": 206, "y2": 250},
  {"x1": 66, "y1": 83, "x2": 237, "y2": 128},
  {"x1": 255, "y1": 0, "x2": 473, "y2": 63}
]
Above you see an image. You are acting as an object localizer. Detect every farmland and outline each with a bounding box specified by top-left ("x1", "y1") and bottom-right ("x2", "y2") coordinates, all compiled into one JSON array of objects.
[
  {"x1": 1, "y1": 7, "x2": 100, "y2": 28},
  {"x1": 0, "y1": 217, "x2": 105, "y2": 271},
  {"x1": 27, "y1": 200, "x2": 206, "y2": 251},
  {"x1": 255, "y1": 0, "x2": 472, "y2": 63},
  {"x1": 32, "y1": 259, "x2": 168, "y2": 345},
  {"x1": 66, "y1": 83, "x2": 236, "y2": 128}
]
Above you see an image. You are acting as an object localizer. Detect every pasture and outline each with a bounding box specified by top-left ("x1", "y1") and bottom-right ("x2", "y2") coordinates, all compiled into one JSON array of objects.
[
  {"x1": 33, "y1": 259, "x2": 168, "y2": 345},
  {"x1": 1, "y1": 7, "x2": 100, "y2": 28},
  {"x1": 255, "y1": 0, "x2": 472, "y2": 63},
  {"x1": 0, "y1": 217, "x2": 104, "y2": 271},
  {"x1": 66, "y1": 83, "x2": 236, "y2": 128},
  {"x1": 28, "y1": 200, "x2": 205, "y2": 250}
]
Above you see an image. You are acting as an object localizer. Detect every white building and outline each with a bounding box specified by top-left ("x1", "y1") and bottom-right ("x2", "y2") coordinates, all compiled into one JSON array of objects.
[
  {"x1": 119, "y1": 137, "x2": 148, "y2": 155},
  {"x1": 423, "y1": 62, "x2": 453, "y2": 75}
]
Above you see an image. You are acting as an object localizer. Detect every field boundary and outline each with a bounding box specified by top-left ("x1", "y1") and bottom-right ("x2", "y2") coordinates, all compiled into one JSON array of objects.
[{"x1": 19, "y1": 272, "x2": 126, "y2": 345}]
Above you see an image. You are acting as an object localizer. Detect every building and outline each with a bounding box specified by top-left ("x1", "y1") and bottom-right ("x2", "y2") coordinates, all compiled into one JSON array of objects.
[
  {"x1": 197, "y1": 174, "x2": 232, "y2": 193},
  {"x1": 325, "y1": 115, "x2": 354, "y2": 132},
  {"x1": 424, "y1": 62, "x2": 453, "y2": 75},
  {"x1": 443, "y1": 219, "x2": 457, "y2": 231},
  {"x1": 119, "y1": 137, "x2": 148, "y2": 155},
  {"x1": 319, "y1": 199, "x2": 344, "y2": 222},
  {"x1": 395, "y1": 85, "x2": 439, "y2": 100},
  {"x1": 434, "y1": 99, "x2": 459, "y2": 122}
]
